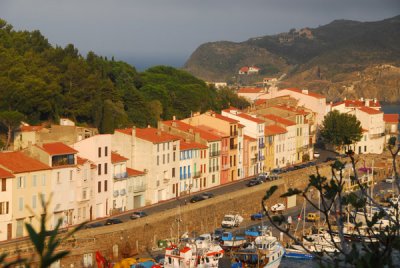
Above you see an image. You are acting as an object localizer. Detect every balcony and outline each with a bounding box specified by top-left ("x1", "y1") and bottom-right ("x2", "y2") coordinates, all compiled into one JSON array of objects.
[
  {"x1": 369, "y1": 133, "x2": 385, "y2": 139},
  {"x1": 259, "y1": 143, "x2": 265, "y2": 149},
  {"x1": 193, "y1": 171, "x2": 202, "y2": 178},
  {"x1": 133, "y1": 183, "x2": 146, "y2": 192},
  {"x1": 209, "y1": 150, "x2": 221, "y2": 157},
  {"x1": 230, "y1": 144, "x2": 238, "y2": 150},
  {"x1": 230, "y1": 131, "x2": 238, "y2": 136},
  {"x1": 114, "y1": 172, "x2": 128, "y2": 180},
  {"x1": 259, "y1": 155, "x2": 265, "y2": 161}
]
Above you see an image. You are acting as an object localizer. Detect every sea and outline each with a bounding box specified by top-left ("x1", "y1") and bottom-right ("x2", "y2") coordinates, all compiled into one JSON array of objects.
[{"x1": 381, "y1": 104, "x2": 400, "y2": 115}]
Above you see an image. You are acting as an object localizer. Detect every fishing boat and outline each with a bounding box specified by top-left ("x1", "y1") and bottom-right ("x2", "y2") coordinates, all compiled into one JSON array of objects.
[
  {"x1": 231, "y1": 229, "x2": 285, "y2": 268},
  {"x1": 220, "y1": 232, "x2": 247, "y2": 250},
  {"x1": 284, "y1": 247, "x2": 314, "y2": 260},
  {"x1": 164, "y1": 238, "x2": 224, "y2": 268},
  {"x1": 244, "y1": 226, "x2": 270, "y2": 241}
]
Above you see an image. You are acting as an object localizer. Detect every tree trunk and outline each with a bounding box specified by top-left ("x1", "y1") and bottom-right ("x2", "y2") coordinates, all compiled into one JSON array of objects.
[{"x1": 5, "y1": 125, "x2": 11, "y2": 150}]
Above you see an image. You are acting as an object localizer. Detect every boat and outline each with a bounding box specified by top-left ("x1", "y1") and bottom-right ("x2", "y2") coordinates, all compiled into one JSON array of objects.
[
  {"x1": 292, "y1": 231, "x2": 341, "y2": 253},
  {"x1": 164, "y1": 238, "x2": 224, "y2": 268},
  {"x1": 284, "y1": 247, "x2": 314, "y2": 260},
  {"x1": 231, "y1": 229, "x2": 285, "y2": 268},
  {"x1": 220, "y1": 232, "x2": 247, "y2": 250},
  {"x1": 244, "y1": 226, "x2": 270, "y2": 241}
]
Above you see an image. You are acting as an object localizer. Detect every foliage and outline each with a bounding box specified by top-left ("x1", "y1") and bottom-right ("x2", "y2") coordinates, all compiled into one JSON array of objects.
[
  {"x1": 0, "y1": 110, "x2": 25, "y2": 149},
  {"x1": 262, "y1": 143, "x2": 400, "y2": 267},
  {"x1": 320, "y1": 110, "x2": 362, "y2": 149},
  {"x1": 0, "y1": 19, "x2": 243, "y2": 136}
]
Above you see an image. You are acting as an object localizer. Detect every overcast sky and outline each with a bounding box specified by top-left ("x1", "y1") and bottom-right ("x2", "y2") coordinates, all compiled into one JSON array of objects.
[{"x1": 1, "y1": 0, "x2": 399, "y2": 70}]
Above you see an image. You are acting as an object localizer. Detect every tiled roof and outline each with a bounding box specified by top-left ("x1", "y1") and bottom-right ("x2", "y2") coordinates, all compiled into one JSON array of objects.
[
  {"x1": 0, "y1": 152, "x2": 51, "y2": 173},
  {"x1": 211, "y1": 112, "x2": 239, "y2": 124},
  {"x1": 115, "y1": 128, "x2": 133, "y2": 135},
  {"x1": 244, "y1": 135, "x2": 257, "y2": 141},
  {"x1": 77, "y1": 156, "x2": 88, "y2": 165},
  {"x1": 239, "y1": 67, "x2": 249, "y2": 72},
  {"x1": 282, "y1": 88, "x2": 325, "y2": 99},
  {"x1": 237, "y1": 113, "x2": 264, "y2": 124},
  {"x1": 265, "y1": 125, "x2": 287, "y2": 135},
  {"x1": 263, "y1": 114, "x2": 296, "y2": 126},
  {"x1": 237, "y1": 87, "x2": 264, "y2": 94},
  {"x1": 180, "y1": 140, "x2": 208, "y2": 150},
  {"x1": 197, "y1": 125, "x2": 227, "y2": 138},
  {"x1": 384, "y1": 114, "x2": 399, "y2": 123},
  {"x1": 162, "y1": 120, "x2": 221, "y2": 141},
  {"x1": 111, "y1": 152, "x2": 128, "y2": 163},
  {"x1": 127, "y1": 168, "x2": 145, "y2": 177},
  {"x1": 136, "y1": 128, "x2": 180, "y2": 143},
  {"x1": 332, "y1": 99, "x2": 381, "y2": 108},
  {"x1": 254, "y1": 99, "x2": 267, "y2": 106},
  {"x1": 0, "y1": 167, "x2": 14, "y2": 179},
  {"x1": 273, "y1": 105, "x2": 309, "y2": 115},
  {"x1": 20, "y1": 125, "x2": 44, "y2": 132},
  {"x1": 358, "y1": 106, "x2": 382, "y2": 115},
  {"x1": 41, "y1": 142, "x2": 78, "y2": 156},
  {"x1": 221, "y1": 107, "x2": 239, "y2": 113}
]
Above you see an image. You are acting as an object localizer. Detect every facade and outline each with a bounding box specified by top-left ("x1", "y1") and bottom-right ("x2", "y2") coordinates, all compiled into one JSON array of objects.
[
  {"x1": 0, "y1": 152, "x2": 52, "y2": 240},
  {"x1": 243, "y1": 135, "x2": 257, "y2": 177},
  {"x1": 264, "y1": 125, "x2": 288, "y2": 169},
  {"x1": 237, "y1": 88, "x2": 265, "y2": 102},
  {"x1": 73, "y1": 135, "x2": 113, "y2": 218},
  {"x1": 0, "y1": 168, "x2": 15, "y2": 241},
  {"x1": 383, "y1": 114, "x2": 399, "y2": 141}
]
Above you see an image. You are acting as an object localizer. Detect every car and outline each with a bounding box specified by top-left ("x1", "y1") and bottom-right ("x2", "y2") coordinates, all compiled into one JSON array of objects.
[
  {"x1": 104, "y1": 218, "x2": 123, "y2": 225},
  {"x1": 130, "y1": 211, "x2": 148, "y2": 220},
  {"x1": 313, "y1": 151, "x2": 321, "y2": 158},
  {"x1": 257, "y1": 173, "x2": 268, "y2": 182},
  {"x1": 84, "y1": 222, "x2": 103, "y2": 229},
  {"x1": 200, "y1": 192, "x2": 215, "y2": 199},
  {"x1": 190, "y1": 195, "x2": 205, "y2": 203},
  {"x1": 267, "y1": 174, "x2": 280, "y2": 181},
  {"x1": 306, "y1": 212, "x2": 320, "y2": 222},
  {"x1": 385, "y1": 176, "x2": 395, "y2": 183},
  {"x1": 246, "y1": 178, "x2": 263, "y2": 187},
  {"x1": 270, "y1": 203, "x2": 286, "y2": 213},
  {"x1": 271, "y1": 168, "x2": 284, "y2": 175},
  {"x1": 250, "y1": 210, "x2": 267, "y2": 220}
]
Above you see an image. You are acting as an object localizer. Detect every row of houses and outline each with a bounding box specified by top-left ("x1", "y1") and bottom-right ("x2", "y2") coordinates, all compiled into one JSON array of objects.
[{"x1": 0, "y1": 100, "x2": 320, "y2": 241}]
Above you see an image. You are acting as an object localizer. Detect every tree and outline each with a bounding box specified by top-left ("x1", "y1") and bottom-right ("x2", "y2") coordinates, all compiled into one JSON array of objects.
[
  {"x1": 320, "y1": 110, "x2": 362, "y2": 150},
  {"x1": 262, "y1": 144, "x2": 400, "y2": 267},
  {"x1": 0, "y1": 110, "x2": 25, "y2": 150},
  {"x1": 387, "y1": 136, "x2": 400, "y2": 192}
]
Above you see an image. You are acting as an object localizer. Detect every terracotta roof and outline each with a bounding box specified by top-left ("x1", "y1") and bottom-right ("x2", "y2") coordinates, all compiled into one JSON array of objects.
[
  {"x1": 237, "y1": 87, "x2": 264, "y2": 94},
  {"x1": 265, "y1": 125, "x2": 287, "y2": 135},
  {"x1": 211, "y1": 112, "x2": 239, "y2": 124},
  {"x1": 263, "y1": 114, "x2": 296, "y2": 126},
  {"x1": 332, "y1": 99, "x2": 381, "y2": 108},
  {"x1": 273, "y1": 105, "x2": 309, "y2": 115},
  {"x1": 197, "y1": 125, "x2": 227, "y2": 138},
  {"x1": 162, "y1": 120, "x2": 221, "y2": 142},
  {"x1": 180, "y1": 140, "x2": 208, "y2": 150},
  {"x1": 244, "y1": 135, "x2": 257, "y2": 141},
  {"x1": 383, "y1": 114, "x2": 399, "y2": 123},
  {"x1": 222, "y1": 107, "x2": 239, "y2": 113},
  {"x1": 0, "y1": 152, "x2": 51, "y2": 173},
  {"x1": 358, "y1": 106, "x2": 382, "y2": 115},
  {"x1": 41, "y1": 142, "x2": 78, "y2": 156},
  {"x1": 282, "y1": 88, "x2": 325, "y2": 99},
  {"x1": 236, "y1": 113, "x2": 265, "y2": 124},
  {"x1": 0, "y1": 167, "x2": 14, "y2": 179},
  {"x1": 116, "y1": 127, "x2": 180, "y2": 144},
  {"x1": 20, "y1": 125, "x2": 43, "y2": 132},
  {"x1": 254, "y1": 99, "x2": 267, "y2": 106},
  {"x1": 111, "y1": 152, "x2": 128, "y2": 163},
  {"x1": 239, "y1": 66, "x2": 249, "y2": 72},
  {"x1": 126, "y1": 168, "x2": 145, "y2": 177},
  {"x1": 77, "y1": 156, "x2": 88, "y2": 165}
]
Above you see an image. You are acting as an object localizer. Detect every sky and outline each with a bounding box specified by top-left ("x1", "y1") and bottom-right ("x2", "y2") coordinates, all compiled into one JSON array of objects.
[{"x1": 1, "y1": 0, "x2": 399, "y2": 70}]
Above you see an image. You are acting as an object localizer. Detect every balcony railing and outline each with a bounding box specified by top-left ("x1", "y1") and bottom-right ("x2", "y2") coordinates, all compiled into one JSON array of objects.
[
  {"x1": 209, "y1": 150, "x2": 221, "y2": 157},
  {"x1": 193, "y1": 171, "x2": 202, "y2": 178},
  {"x1": 259, "y1": 143, "x2": 265, "y2": 149},
  {"x1": 114, "y1": 172, "x2": 128, "y2": 180},
  {"x1": 230, "y1": 131, "x2": 238, "y2": 136},
  {"x1": 230, "y1": 144, "x2": 238, "y2": 150},
  {"x1": 133, "y1": 183, "x2": 147, "y2": 192},
  {"x1": 370, "y1": 133, "x2": 385, "y2": 139}
]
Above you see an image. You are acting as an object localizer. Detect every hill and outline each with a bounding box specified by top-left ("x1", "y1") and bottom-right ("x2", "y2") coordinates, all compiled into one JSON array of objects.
[{"x1": 184, "y1": 15, "x2": 400, "y2": 102}]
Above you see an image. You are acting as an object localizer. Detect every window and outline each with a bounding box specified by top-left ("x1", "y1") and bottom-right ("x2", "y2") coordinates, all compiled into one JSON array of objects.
[
  {"x1": 98, "y1": 147, "x2": 101, "y2": 157},
  {"x1": 1, "y1": 178, "x2": 6, "y2": 191},
  {"x1": 167, "y1": 154, "x2": 170, "y2": 163},
  {"x1": 173, "y1": 152, "x2": 176, "y2": 162},
  {"x1": 70, "y1": 170, "x2": 73, "y2": 180},
  {"x1": 19, "y1": 197, "x2": 24, "y2": 211},
  {"x1": 17, "y1": 176, "x2": 25, "y2": 189},
  {"x1": 157, "y1": 144, "x2": 160, "y2": 152},
  {"x1": 42, "y1": 174, "x2": 46, "y2": 186},
  {"x1": 32, "y1": 195, "x2": 36, "y2": 209},
  {"x1": 98, "y1": 164, "x2": 102, "y2": 175},
  {"x1": 212, "y1": 175, "x2": 215, "y2": 183},
  {"x1": 364, "y1": 146, "x2": 367, "y2": 152},
  {"x1": 98, "y1": 181, "x2": 101, "y2": 193},
  {"x1": 16, "y1": 219, "x2": 24, "y2": 238},
  {"x1": 0, "y1": 201, "x2": 9, "y2": 214},
  {"x1": 157, "y1": 156, "x2": 159, "y2": 166},
  {"x1": 104, "y1": 180, "x2": 108, "y2": 192},
  {"x1": 172, "y1": 168, "x2": 175, "y2": 178},
  {"x1": 32, "y1": 175, "x2": 37, "y2": 187},
  {"x1": 163, "y1": 154, "x2": 165, "y2": 164},
  {"x1": 104, "y1": 163, "x2": 108, "y2": 175},
  {"x1": 57, "y1": 172, "x2": 61, "y2": 184},
  {"x1": 105, "y1": 146, "x2": 108, "y2": 156},
  {"x1": 163, "y1": 143, "x2": 165, "y2": 151}
]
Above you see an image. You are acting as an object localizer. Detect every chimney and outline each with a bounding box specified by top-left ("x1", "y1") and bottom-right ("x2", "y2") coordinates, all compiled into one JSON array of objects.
[
  {"x1": 374, "y1": 98, "x2": 377, "y2": 104},
  {"x1": 366, "y1": 100, "x2": 370, "y2": 107},
  {"x1": 301, "y1": 89, "x2": 309, "y2": 94},
  {"x1": 173, "y1": 115, "x2": 176, "y2": 120},
  {"x1": 344, "y1": 97, "x2": 347, "y2": 101},
  {"x1": 360, "y1": 97, "x2": 364, "y2": 102},
  {"x1": 147, "y1": 125, "x2": 151, "y2": 128},
  {"x1": 131, "y1": 126, "x2": 136, "y2": 137}
]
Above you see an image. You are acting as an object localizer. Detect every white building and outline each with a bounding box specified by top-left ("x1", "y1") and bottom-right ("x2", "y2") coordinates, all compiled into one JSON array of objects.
[{"x1": 0, "y1": 168, "x2": 14, "y2": 241}]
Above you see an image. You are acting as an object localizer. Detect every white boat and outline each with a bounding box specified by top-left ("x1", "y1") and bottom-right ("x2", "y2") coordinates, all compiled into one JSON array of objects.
[
  {"x1": 164, "y1": 239, "x2": 224, "y2": 268},
  {"x1": 292, "y1": 231, "x2": 341, "y2": 253},
  {"x1": 232, "y1": 229, "x2": 285, "y2": 268}
]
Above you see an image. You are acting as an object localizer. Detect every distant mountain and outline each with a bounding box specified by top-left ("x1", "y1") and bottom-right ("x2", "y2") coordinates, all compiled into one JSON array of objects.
[{"x1": 184, "y1": 15, "x2": 400, "y2": 102}]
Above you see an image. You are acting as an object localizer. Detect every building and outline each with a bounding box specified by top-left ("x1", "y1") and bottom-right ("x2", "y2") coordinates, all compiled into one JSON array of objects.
[
  {"x1": 0, "y1": 152, "x2": 52, "y2": 240},
  {"x1": 0, "y1": 167, "x2": 15, "y2": 241},
  {"x1": 264, "y1": 125, "x2": 288, "y2": 169},
  {"x1": 238, "y1": 66, "x2": 260, "y2": 75},
  {"x1": 383, "y1": 114, "x2": 399, "y2": 141},
  {"x1": 113, "y1": 128, "x2": 180, "y2": 204},
  {"x1": 237, "y1": 88, "x2": 265, "y2": 102}
]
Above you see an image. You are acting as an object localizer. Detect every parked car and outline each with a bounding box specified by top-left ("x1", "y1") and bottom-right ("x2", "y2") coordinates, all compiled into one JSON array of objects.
[
  {"x1": 250, "y1": 210, "x2": 267, "y2": 220},
  {"x1": 246, "y1": 178, "x2": 263, "y2": 187},
  {"x1": 271, "y1": 168, "x2": 284, "y2": 175},
  {"x1": 306, "y1": 212, "x2": 320, "y2": 222},
  {"x1": 190, "y1": 195, "x2": 205, "y2": 203},
  {"x1": 270, "y1": 203, "x2": 286, "y2": 213},
  {"x1": 385, "y1": 176, "x2": 395, "y2": 183},
  {"x1": 105, "y1": 218, "x2": 123, "y2": 225},
  {"x1": 221, "y1": 214, "x2": 243, "y2": 228},
  {"x1": 257, "y1": 173, "x2": 268, "y2": 182},
  {"x1": 85, "y1": 222, "x2": 103, "y2": 229},
  {"x1": 130, "y1": 211, "x2": 148, "y2": 220},
  {"x1": 200, "y1": 192, "x2": 215, "y2": 199}
]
